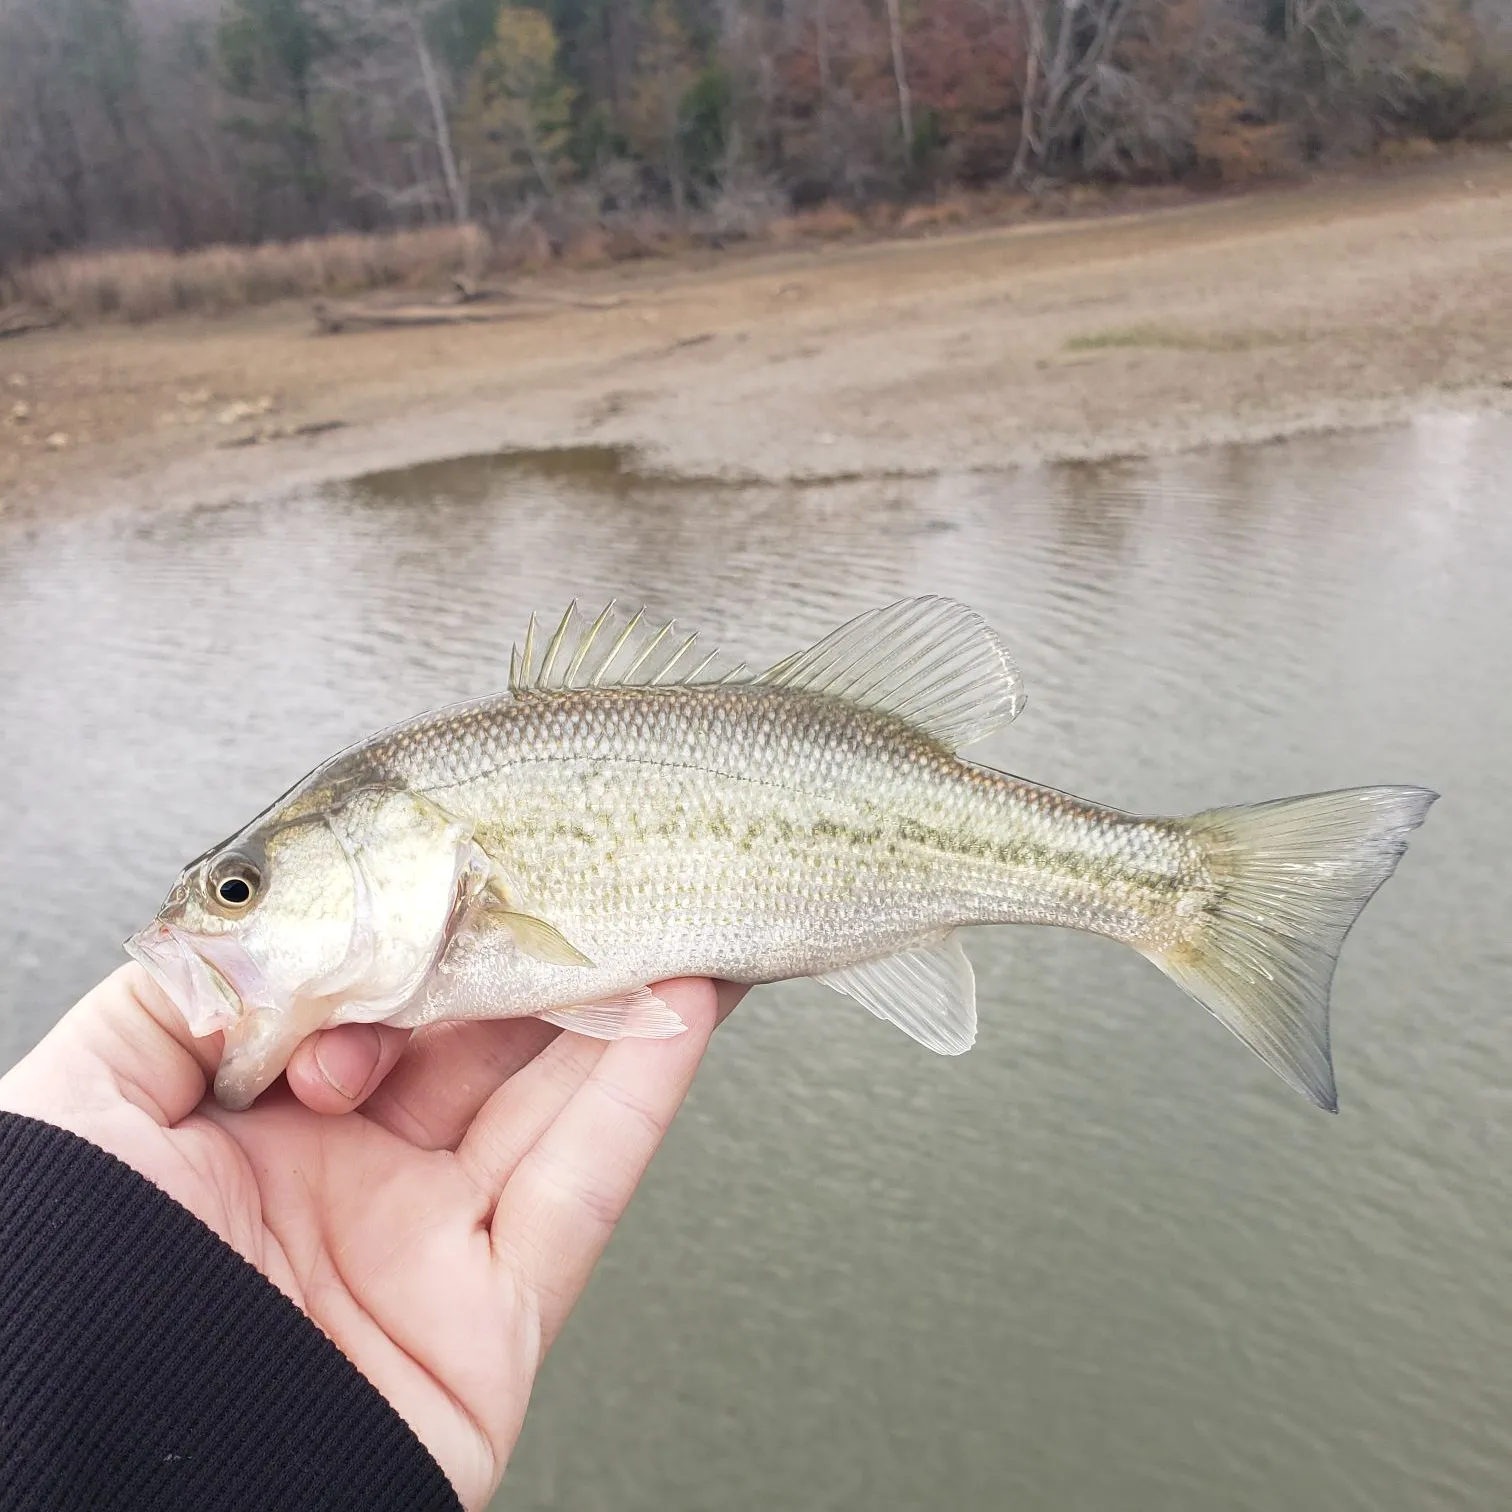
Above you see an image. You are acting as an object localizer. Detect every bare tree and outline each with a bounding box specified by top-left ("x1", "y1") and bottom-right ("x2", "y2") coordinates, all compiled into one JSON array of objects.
[
  {"x1": 1010, "y1": 0, "x2": 1139, "y2": 182},
  {"x1": 884, "y1": 0, "x2": 913, "y2": 149},
  {"x1": 0, "y1": 0, "x2": 1506, "y2": 273},
  {"x1": 409, "y1": 8, "x2": 468, "y2": 221},
  {"x1": 1272, "y1": 0, "x2": 1475, "y2": 151},
  {"x1": 314, "y1": 0, "x2": 471, "y2": 224}
]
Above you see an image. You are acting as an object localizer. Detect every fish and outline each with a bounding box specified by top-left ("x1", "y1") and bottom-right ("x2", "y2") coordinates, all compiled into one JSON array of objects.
[{"x1": 125, "y1": 597, "x2": 1435, "y2": 1113}]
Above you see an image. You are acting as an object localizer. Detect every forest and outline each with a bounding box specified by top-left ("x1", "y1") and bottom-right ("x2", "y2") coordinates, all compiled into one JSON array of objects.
[{"x1": 2, "y1": 0, "x2": 1510, "y2": 273}]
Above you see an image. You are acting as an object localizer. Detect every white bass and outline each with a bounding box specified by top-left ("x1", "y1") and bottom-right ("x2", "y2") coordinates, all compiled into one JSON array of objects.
[{"x1": 125, "y1": 597, "x2": 1435, "y2": 1111}]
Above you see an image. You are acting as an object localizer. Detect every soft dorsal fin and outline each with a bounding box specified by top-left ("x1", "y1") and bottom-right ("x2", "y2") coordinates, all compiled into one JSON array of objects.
[
  {"x1": 754, "y1": 596, "x2": 1025, "y2": 751},
  {"x1": 818, "y1": 934, "x2": 977, "y2": 1055},
  {"x1": 510, "y1": 602, "x2": 751, "y2": 693}
]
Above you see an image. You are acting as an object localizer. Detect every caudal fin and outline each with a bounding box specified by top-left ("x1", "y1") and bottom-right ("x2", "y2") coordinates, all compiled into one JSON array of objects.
[{"x1": 1149, "y1": 786, "x2": 1436, "y2": 1112}]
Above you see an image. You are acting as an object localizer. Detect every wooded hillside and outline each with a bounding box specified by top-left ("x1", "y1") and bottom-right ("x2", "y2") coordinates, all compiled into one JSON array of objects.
[{"x1": 3, "y1": 0, "x2": 1509, "y2": 269}]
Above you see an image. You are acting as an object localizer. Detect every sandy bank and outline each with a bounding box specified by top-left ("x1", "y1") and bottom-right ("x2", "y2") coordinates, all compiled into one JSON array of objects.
[{"x1": 4, "y1": 154, "x2": 1512, "y2": 516}]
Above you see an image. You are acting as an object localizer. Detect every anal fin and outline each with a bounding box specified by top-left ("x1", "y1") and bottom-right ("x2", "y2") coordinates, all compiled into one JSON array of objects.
[
  {"x1": 539, "y1": 987, "x2": 687, "y2": 1041},
  {"x1": 819, "y1": 934, "x2": 977, "y2": 1055}
]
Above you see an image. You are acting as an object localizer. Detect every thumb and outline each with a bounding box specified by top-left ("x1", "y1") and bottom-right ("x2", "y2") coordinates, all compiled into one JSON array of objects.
[
  {"x1": 285, "y1": 1023, "x2": 411, "y2": 1115},
  {"x1": 0, "y1": 963, "x2": 221, "y2": 1130}
]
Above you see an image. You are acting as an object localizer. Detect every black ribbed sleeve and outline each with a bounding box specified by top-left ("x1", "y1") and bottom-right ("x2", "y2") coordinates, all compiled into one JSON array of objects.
[{"x1": 0, "y1": 1112, "x2": 462, "y2": 1512}]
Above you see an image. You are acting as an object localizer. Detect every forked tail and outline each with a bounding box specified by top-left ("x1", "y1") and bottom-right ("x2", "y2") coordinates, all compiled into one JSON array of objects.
[{"x1": 1148, "y1": 786, "x2": 1437, "y2": 1111}]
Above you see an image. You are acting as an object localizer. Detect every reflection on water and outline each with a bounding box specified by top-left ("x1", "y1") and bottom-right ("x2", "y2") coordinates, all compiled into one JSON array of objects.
[{"x1": 2, "y1": 417, "x2": 1509, "y2": 1511}]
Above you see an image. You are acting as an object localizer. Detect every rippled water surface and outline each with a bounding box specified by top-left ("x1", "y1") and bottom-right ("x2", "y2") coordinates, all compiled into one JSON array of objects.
[{"x1": 2, "y1": 419, "x2": 1509, "y2": 1510}]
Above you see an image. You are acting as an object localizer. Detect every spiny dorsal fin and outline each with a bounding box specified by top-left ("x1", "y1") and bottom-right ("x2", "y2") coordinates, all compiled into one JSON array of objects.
[
  {"x1": 510, "y1": 602, "x2": 751, "y2": 694},
  {"x1": 755, "y1": 596, "x2": 1025, "y2": 751}
]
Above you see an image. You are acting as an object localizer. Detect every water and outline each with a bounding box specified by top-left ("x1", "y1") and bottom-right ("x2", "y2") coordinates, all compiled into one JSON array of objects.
[{"x1": 2, "y1": 418, "x2": 1509, "y2": 1510}]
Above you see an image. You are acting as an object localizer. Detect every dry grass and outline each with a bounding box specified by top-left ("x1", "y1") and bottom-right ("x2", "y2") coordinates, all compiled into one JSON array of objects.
[
  {"x1": 1193, "y1": 97, "x2": 1302, "y2": 186},
  {"x1": 1377, "y1": 136, "x2": 1442, "y2": 165},
  {"x1": 768, "y1": 205, "x2": 866, "y2": 245},
  {"x1": 1, "y1": 140, "x2": 1452, "y2": 332},
  {"x1": 898, "y1": 197, "x2": 974, "y2": 232},
  {"x1": 9, "y1": 224, "x2": 493, "y2": 324}
]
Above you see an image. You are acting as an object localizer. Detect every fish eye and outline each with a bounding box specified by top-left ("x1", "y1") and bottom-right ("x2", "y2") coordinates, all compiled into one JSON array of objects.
[{"x1": 207, "y1": 855, "x2": 261, "y2": 912}]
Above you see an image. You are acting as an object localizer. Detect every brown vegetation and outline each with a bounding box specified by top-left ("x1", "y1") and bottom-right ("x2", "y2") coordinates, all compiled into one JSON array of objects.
[
  {"x1": 9, "y1": 227, "x2": 493, "y2": 325},
  {"x1": 0, "y1": 127, "x2": 1487, "y2": 333},
  {"x1": 3, "y1": 0, "x2": 1511, "y2": 289},
  {"x1": 0, "y1": 192, "x2": 1021, "y2": 326}
]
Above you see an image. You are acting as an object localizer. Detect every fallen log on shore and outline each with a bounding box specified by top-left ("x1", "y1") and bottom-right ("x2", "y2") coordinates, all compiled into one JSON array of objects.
[
  {"x1": 314, "y1": 284, "x2": 623, "y2": 333},
  {"x1": 0, "y1": 307, "x2": 61, "y2": 340},
  {"x1": 449, "y1": 275, "x2": 622, "y2": 310},
  {"x1": 311, "y1": 297, "x2": 545, "y2": 334}
]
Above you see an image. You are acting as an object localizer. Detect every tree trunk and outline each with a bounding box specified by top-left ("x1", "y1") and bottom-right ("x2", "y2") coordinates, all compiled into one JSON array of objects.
[
  {"x1": 1011, "y1": 0, "x2": 1136, "y2": 183},
  {"x1": 815, "y1": 0, "x2": 833, "y2": 180},
  {"x1": 1039, "y1": 0, "x2": 1080, "y2": 150},
  {"x1": 884, "y1": 0, "x2": 913, "y2": 152},
  {"x1": 1011, "y1": 0, "x2": 1045, "y2": 183},
  {"x1": 524, "y1": 121, "x2": 557, "y2": 197},
  {"x1": 817, "y1": 0, "x2": 831, "y2": 110},
  {"x1": 668, "y1": 101, "x2": 687, "y2": 222},
  {"x1": 608, "y1": 0, "x2": 637, "y2": 122},
  {"x1": 410, "y1": 13, "x2": 468, "y2": 224}
]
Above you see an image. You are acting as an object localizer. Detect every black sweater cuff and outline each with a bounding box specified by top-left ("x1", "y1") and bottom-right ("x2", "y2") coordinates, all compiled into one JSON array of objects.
[{"x1": 0, "y1": 1112, "x2": 462, "y2": 1512}]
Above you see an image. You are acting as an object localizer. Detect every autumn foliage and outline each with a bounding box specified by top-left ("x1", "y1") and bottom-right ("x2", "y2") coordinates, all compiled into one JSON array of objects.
[{"x1": 1, "y1": 0, "x2": 1509, "y2": 277}]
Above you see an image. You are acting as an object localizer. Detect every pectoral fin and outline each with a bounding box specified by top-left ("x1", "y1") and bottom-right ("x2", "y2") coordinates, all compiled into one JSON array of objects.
[
  {"x1": 540, "y1": 988, "x2": 687, "y2": 1040},
  {"x1": 480, "y1": 895, "x2": 594, "y2": 967},
  {"x1": 818, "y1": 934, "x2": 977, "y2": 1055},
  {"x1": 470, "y1": 857, "x2": 597, "y2": 967}
]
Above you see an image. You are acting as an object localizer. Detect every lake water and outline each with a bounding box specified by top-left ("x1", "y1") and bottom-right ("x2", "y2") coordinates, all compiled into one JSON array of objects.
[{"x1": 1, "y1": 417, "x2": 1508, "y2": 1510}]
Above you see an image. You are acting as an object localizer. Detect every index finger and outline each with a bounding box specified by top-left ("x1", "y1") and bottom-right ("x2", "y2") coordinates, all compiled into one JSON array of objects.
[{"x1": 484, "y1": 979, "x2": 740, "y2": 1354}]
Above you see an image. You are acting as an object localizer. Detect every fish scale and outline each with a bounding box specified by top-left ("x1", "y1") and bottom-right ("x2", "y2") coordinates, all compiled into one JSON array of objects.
[{"x1": 378, "y1": 686, "x2": 1194, "y2": 966}]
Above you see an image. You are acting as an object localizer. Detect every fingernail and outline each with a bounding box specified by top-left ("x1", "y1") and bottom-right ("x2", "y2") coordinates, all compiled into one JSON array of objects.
[{"x1": 313, "y1": 1025, "x2": 382, "y2": 1101}]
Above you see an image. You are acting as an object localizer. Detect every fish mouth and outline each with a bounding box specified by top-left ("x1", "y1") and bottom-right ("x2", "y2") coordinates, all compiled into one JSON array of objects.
[{"x1": 124, "y1": 923, "x2": 272, "y2": 1037}]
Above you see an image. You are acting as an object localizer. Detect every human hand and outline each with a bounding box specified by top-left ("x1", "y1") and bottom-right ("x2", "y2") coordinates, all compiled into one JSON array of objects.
[{"x1": 0, "y1": 965, "x2": 742, "y2": 1510}]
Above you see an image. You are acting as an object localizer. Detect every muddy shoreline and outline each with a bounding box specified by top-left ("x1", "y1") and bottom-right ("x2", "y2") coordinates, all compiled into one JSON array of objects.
[{"x1": 4, "y1": 152, "x2": 1512, "y2": 518}]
